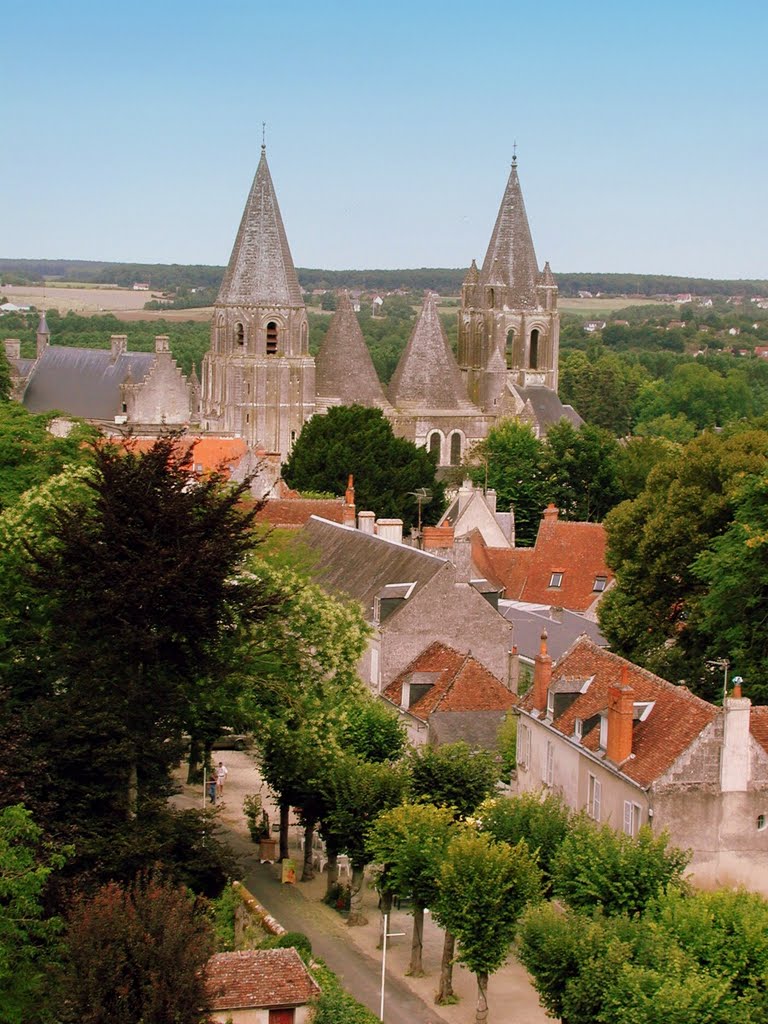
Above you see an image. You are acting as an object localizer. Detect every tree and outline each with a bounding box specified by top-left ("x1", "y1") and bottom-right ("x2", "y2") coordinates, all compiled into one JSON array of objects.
[
  {"x1": 0, "y1": 805, "x2": 68, "y2": 1023},
  {"x1": 466, "y1": 420, "x2": 546, "y2": 544},
  {"x1": 552, "y1": 817, "x2": 690, "y2": 917},
  {"x1": 558, "y1": 350, "x2": 647, "y2": 435},
  {"x1": 434, "y1": 832, "x2": 542, "y2": 1024},
  {"x1": 282, "y1": 405, "x2": 444, "y2": 529},
  {"x1": 61, "y1": 871, "x2": 213, "y2": 1024},
  {"x1": 407, "y1": 741, "x2": 499, "y2": 819},
  {"x1": 366, "y1": 803, "x2": 457, "y2": 977},
  {"x1": 541, "y1": 420, "x2": 624, "y2": 521},
  {"x1": 0, "y1": 346, "x2": 11, "y2": 402},
  {"x1": 477, "y1": 792, "x2": 571, "y2": 892}
]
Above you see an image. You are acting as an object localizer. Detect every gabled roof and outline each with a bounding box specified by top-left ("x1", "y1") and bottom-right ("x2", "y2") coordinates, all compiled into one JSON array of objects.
[
  {"x1": 388, "y1": 293, "x2": 478, "y2": 412},
  {"x1": 206, "y1": 948, "x2": 320, "y2": 1011},
  {"x1": 520, "y1": 636, "x2": 718, "y2": 788},
  {"x1": 479, "y1": 160, "x2": 540, "y2": 307},
  {"x1": 474, "y1": 506, "x2": 612, "y2": 613},
  {"x1": 217, "y1": 147, "x2": 304, "y2": 308},
  {"x1": 315, "y1": 292, "x2": 393, "y2": 410},
  {"x1": 255, "y1": 498, "x2": 345, "y2": 529},
  {"x1": 751, "y1": 707, "x2": 768, "y2": 758},
  {"x1": 300, "y1": 515, "x2": 447, "y2": 620},
  {"x1": 23, "y1": 346, "x2": 155, "y2": 419},
  {"x1": 127, "y1": 436, "x2": 248, "y2": 478},
  {"x1": 383, "y1": 641, "x2": 517, "y2": 722},
  {"x1": 514, "y1": 386, "x2": 584, "y2": 432}
]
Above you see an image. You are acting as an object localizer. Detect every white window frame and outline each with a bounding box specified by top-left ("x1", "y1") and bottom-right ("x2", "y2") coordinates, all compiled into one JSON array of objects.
[
  {"x1": 517, "y1": 723, "x2": 531, "y2": 771},
  {"x1": 623, "y1": 800, "x2": 642, "y2": 836},
  {"x1": 588, "y1": 773, "x2": 602, "y2": 821},
  {"x1": 599, "y1": 715, "x2": 608, "y2": 750},
  {"x1": 549, "y1": 571, "x2": 563, "y2": 588},
  {"x1": 544, "y1": 741, "x2": 554, "y2": 787}
]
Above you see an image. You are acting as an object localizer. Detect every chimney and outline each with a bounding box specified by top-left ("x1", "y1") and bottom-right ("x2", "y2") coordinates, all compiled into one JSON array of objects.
[
  {"x1": 508, "y1": 644, "x2": 520, "y2": 694},
  {"x1": 549, "y1": 606, "x2": 563, "y2": 623},
  {"x1": 607, "y1": 669, "x2": 634, "y2": 764},
  {"x1": 543, "y1": 503, "x2": 559, "y2": 524},
  {"x1": 3, "y1": 338, "x2": 20, "y2": 360},
  {"x1": 358, "y1": 511, "x2": 375, "y2": 534},
  {"x1": 36, "y1": 310, "x2": 50, "y2": 359},
  {"x1": 532, "y1": 631, "x2": 552, "y2": 713},
  {"x1": 422, "y1": 525, "x2": 454, "y2": 550},
  {"x1": 458, "y1": 479, "x2": 474, "y2": 515},
  {"x1": 721, "y1": 689, "x2": 751, "y2": 792},
  {"x1": 451, "y1": 534, "x2": 473, "y2": 581},
  {"x1": 342, "y1": 474, "x2": 356, "y2": 526},
  {"x1": 485, "y1": 488, "x2": 497, "y2": 514},
  {"x1": 376, "y1": 519, "x2": 403, "y2": 544},
  {"x1": 110, "y1": 334, "x2": 127, "y2": 361},
  {"x1": 155, "y1": 335, "x2": 170, "y2": 354}
]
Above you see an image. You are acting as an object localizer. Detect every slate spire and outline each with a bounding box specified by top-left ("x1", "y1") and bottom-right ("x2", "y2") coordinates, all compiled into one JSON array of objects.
[
  {"x1": 388, "y1": 293, "x2": 477, "y2": 411},
  {"x1": 217, "y1": 147, "x2": 304, "y2": 307},
  {"x1": 479, "y1": 158, "x2": 539, "y2": 307},
  {"x1": 316, "y1": 292, "x2": 393, "y2": 411}
]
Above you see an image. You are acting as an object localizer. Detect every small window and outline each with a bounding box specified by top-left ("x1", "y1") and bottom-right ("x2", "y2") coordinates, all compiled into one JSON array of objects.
[
  {"x1": 429, "y1": 433, "x2": 441, "y2": 458},
  {"x1": 546, "y1": 690, "x2": 555, "y2": 719},
  {"x1": 758, "y1": 814, "x2": 766, "y2": 831},
  {"x1": 549, "y1": 572, "x2": 563, "y2": 588},
  {"x1": 450, "y1": 432, "x2": 462, "y2": 466},
  {"x1": 599, "y1": 715, "x2": 608, "y2": 750},
  {"x1": 574, "y1": 718, "x2": 583, "y2": 740},
  {"x1": 544, "y1": 741, "x2": 554, "y2": 787},
  {"x1": 623, "y1": 801, "x2": 642, "y2": 837},
  {"x1": 517, "y1": 723, "x2": 531, "y2": 770},
  {"x1": 235, "y1": 322, "x2": 245, "y2": 346},
  {"x1": 266, "y1": 321, "x2": 278, "y2": 355},
  {"x1": 588, "y1": 774, "x2": 601, "y2": 821},
  {"x1": 530, "y1": 328, "x2": 540, "y2": 369},
  {"x1": 593, "y1": 576, "x2": 608, "y2": 592}
]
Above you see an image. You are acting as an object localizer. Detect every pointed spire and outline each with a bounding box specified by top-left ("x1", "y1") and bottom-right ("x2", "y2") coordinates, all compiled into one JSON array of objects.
[
  {"x1": 388, "y1": 293, "x2": 477, "y2": 412},
  {"x1": 315, "y1": 291, "x2": 393, "y2": 410},
  {"x1": 540, "y1": 261, "x2": 556, "y2": 287},
  {"x1": 217, "y1": 149, "x2": 304, "y2": 307},
  {"x1": 189, "y1": 364, "x2": 200, "y2": 385},
  {"x1": 463, "y1": 259, "x2": 479, "y2": 286},
  {"x1": 480, "y1": 160, "x2": 540, "y2": 307},
  {"x1": 37, "y1": 310, "x2": 50, "y2": 336}
]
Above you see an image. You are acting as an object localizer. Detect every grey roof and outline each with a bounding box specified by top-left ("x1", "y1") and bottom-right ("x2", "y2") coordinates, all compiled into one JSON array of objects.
[
  {"x1": 388, "y1": 294, "x2": 478, "y2": 412},
  {"x1": 300, "y1": 516, "x2": 448, "y2": 621},
  {"x1": 480, "y1": 160, "x2": 540, "y2": 308},
  {"x1": 37, "y1": 311, "x2": 50, "y2": 336},
  {"x1": 217, "y1": 147, "x2": 304, "y2": 308},
  {"x1": 429, "y1": 710, "x2": 508, "y2": 750},
  {"x1": 498, "y1": 599, "x2": 606, "y2": 663},
  {"x1": 315, "y1": 292, "x2": 393, "y2": 410},
  {"x1": 23, "y1": 346, "x2": 154, "y2": 419},
  {"x1": 516, "y1": 386, "x2": 584, "y2": 432}
]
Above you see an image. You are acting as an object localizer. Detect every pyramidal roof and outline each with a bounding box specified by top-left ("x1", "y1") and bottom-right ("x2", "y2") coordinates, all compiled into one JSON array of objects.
[
  {"x1": 480, "y1": 159, "x2": 540, "y2": 307},
  {"x1": 217, "y1": 147, "x2": 304, "y2": 308},
  {"x1": 388, "y1": 294, "x2": 478, "y2": 412},
  {"x1": 316, "y1": 292, "x2": 393, "y2": 410}
]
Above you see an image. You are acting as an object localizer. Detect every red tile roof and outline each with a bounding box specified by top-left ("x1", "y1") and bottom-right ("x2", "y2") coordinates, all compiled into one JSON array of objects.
[
  {"x1": 751, "y1": 707, "x2": 768, "y2": 757},
  {"x1": 255, "y1": 499, "x2": 345, "y2": 529},
  {"x1": 475, "y1": 505, "x2": 613, "y2": 612},
  {"x1": 119, "y1": 436, "x2": 248, "y2": 478},
  {"x1": 206, "y1": 949, "x2": 320, "y2": 1011},
  {"x1": 520, "y1": 636, "x2": 718, "y2": 788},
  {"x1": 383, "y1": 641, "x2": 517, "y2": 722}
]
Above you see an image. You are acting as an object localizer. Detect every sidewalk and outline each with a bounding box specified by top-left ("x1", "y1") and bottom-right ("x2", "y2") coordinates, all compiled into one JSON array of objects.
[{"x1": 172, "y1": 750, "x2": 550, "y2": 1024}]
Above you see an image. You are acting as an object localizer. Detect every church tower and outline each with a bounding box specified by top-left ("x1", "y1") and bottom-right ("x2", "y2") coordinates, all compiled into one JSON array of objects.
[
  {"x1": 459, "y1": 156, "x2": 560, "y2": 410},
  {"x1": 201, "y1": 145, "x2": 315, "y2": 460}
]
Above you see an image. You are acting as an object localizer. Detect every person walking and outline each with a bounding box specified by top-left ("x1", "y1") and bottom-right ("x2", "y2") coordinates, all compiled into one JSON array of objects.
[
  {"x1": 207, "y1": 774, "x2": 218, "y2": 804},
  {"x1": 215, "y1": 760, "x2": 229, "y2": 797}
]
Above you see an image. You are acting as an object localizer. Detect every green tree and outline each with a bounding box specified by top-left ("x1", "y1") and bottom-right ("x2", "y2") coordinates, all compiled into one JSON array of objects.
[
  {"x1": 541, "y1": 420, "x2": 623, "y2": 521},
  {"x1": 367, "y1": 803, "x2": 458, "y2": 977},
  {"x1": 558, "y1": 350, "x2": 647, "y2": 435},
  {"x1": 466, "y1": 420, "x2": 546, "y2": 544},
  {"x1": 282, "y1": 405, "x2": 444, "y2": 529},
  {"x1": 407, "y1": 741, "x2": 499, "y2": 819},
  {"x1": 552, "y1": 817, "x2": 690, "y2": 917},
  {"x1": 0, "y1": 346, "x2": 10, "y2": 402},
  {"x1": 477, "y1": 792, "x2": 571, "y2": 892},
  {"x1": 61, "y1": 872, "x2": 213, "y2": 1024},
  {"x1": 0, "y1": 805, "x2": 68, "y2": 1024},
  {"x1": 435, "y1": 832, "x2": 542, "y2": 1024}
]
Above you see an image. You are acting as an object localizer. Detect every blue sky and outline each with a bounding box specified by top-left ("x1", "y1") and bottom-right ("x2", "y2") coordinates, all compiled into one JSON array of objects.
[{"x1": 4, "y1": 0, "x2": 767, "y2": 278}]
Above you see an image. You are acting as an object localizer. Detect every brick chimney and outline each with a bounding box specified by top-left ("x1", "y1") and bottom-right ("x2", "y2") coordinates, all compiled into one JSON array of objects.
[
  {"x1": 607, "y1": 667, "x2": 634, "y2": 764},
  {"x1": 532, "y1": 631, "x2": 552, "y2": 713},
  {"x1": 543, "y1": 503, "x2": 559, "y2": 524},
  {"x1": 422, "y1": 525, "x2": 454, "y2": 550},
  {"x1": 342, "y1": 474, "x2": 356, "y2": 526}
]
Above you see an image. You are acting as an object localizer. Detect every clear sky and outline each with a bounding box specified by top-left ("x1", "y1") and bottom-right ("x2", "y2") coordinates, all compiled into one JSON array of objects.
[{"x1": 4, "y1": 0, "x2": 767, "y2": 279}]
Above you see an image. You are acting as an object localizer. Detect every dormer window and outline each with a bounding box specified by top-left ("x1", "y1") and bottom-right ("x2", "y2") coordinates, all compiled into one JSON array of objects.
[
  {"x1": 574, "y1": 718, "x2": 583, "y2": 740},
  {"x1": 546, "y1": 690, "x2": 555, "y2": 719},
  {"x1": 266, "y1": 321, "x2": 278, "y2": 355},
  {"x1": 599, "y1": 715, "x2": 608, "y2": 750},
  {"x1": 593, "y1": 576, "x2": 608, "y2": 592},
  {"x1": 549, "y1": 572, "x2": 563, "y2": 588}
]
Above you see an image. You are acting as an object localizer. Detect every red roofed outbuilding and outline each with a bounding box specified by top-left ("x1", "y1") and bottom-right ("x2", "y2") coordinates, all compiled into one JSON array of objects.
[{"x1": 206, "y1": 947, "x2": 320, "y2": 1024}]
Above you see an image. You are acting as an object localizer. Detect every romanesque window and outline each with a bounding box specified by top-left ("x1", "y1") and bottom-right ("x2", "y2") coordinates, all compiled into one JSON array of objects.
[
  {"x1": 450, "y1": 432, "x2": 462, "y2": 465},
  {"x1": 487, "y1": 288, "x2": 495, "y2": 309},
  {"x1": 506, "y1": 328, "x2": 516, "y2": 368},
  {"x1": 429, "y1": 432, "x2": 441, "y2": 459},
  {"x1": 529, "y1": 328, "x2": 540, "y2": 369},
  {"x1": 266, "y1": 322, "x2": 278, "y2": 355},
  {"x1": 235, "y1": 322, "x2": 245, "y2": 346},
  {"x1": 301, "y1": 321, "x2": 308, "y2": 353}
]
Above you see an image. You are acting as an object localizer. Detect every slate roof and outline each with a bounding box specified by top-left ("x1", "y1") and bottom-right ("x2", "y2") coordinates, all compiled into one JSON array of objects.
[
  {"x1": 383, "y1": 641, "x2": 517, "y2": 722},
  {"x1": 23, "y1": 345, "x2": 155, "y2": 419},
  {"x1": 515, "y1": 385, "x2": 584, "y2": 432},
  {"x1": 479, "y1": 160, "x2": 540, "y2": 307},
  {"x1": 255, "y1": 498, "x2": 346, "y2": 529},
  {"x1": 217, "y1": 147, "x2": 304, "y2": 308},
  {"x1": 206, "y1": 948, "x2": 320, "y2": 1011},
  {"x1": 497, "y1": 598, "x2": 607, "y2": 662},
  {"x1": 520, "y1": 636, "x2": 719, "y2": 787},
  {"x1": 388, "y1": 293, "x2": 478, "y2": 412},
  {"x1": 429, "y1": 709, "x2": 511, "y2": 749},
  {"x1": 315, "y1": 291, "x2": 393, "y2": 410},
  {"x1": 472, "y1": 507, "x2": 612, "y2": 613},
  {"x1": 300, "y1": 515, "x2": 447, "y2": 620}
]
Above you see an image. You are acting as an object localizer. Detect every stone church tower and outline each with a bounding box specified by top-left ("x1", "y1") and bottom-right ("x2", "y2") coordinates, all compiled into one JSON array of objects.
[
  {"x1": 201, "y1": 145, "x2": 315, "y2": 459},
  {"x1": 458, "y1": 156, "x2": 560, "y2": 413}
]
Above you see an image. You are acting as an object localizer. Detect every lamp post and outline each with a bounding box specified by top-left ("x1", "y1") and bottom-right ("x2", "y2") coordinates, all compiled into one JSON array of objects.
[{"x1": 379, "y1": 913, "x2": 405, "y2": 1021}]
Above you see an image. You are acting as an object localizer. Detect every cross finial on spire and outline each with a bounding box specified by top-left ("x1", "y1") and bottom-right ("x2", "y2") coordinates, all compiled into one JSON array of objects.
[
  {"x1": 261, "y1": 121, "x2": 266, "y2": 151},
  {"x1": 512, "y1": 140, "x2": 517, "y2": 166}
]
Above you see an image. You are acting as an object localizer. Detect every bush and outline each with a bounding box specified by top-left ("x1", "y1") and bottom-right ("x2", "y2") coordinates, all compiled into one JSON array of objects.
[
  {"x1": 259, "y1": 931, "x2": 313, "y2": 962},
  {"x1": 310, "y1": 961, "x2": 380, "y2": 1024}
]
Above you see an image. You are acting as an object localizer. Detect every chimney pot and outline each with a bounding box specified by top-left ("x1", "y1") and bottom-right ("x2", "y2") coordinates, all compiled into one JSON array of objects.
[
  {"x1": 532, "y1": 631, "x2": 551, "y2": 712},
  {"x1": 607, "y1": 679, "x2": 634, "y2": 764}
]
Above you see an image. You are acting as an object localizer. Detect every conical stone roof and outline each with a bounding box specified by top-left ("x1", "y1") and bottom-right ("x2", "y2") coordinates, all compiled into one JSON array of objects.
[
  {"x1": 316, "y1": 292, "x2": 392, "y2": 410},
  {"x1": 388, "y1": 294, "x2": 478, "y2": 412},
  {"x1": 480, "y1": 159, "x2": 540, "y2": 307},
  {"x1": 463, "y1": 259, "x2": 479, "y2": 286},
  {"x1": 217, "y1": 147, "x2": 304, "y2": 307},
  {"x1": 540, "y1": 260, "x2": 556, "y2": 287}
]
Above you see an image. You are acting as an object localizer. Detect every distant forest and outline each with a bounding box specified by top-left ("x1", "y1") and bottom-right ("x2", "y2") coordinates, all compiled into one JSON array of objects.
[{"x1": 2, "y1": 258, "x2": 767, "y2": 299}]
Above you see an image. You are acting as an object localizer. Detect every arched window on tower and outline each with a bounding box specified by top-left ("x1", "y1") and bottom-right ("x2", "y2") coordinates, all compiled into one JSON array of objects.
[
  {"x1": 429, "y1": 432, "x2": 442, "y2": 461},
  {"x1": 450, "y1": 432, "x2": 462, "y2": 465},
  {"x1": 235, "y1": 322, "x2": 245, "y2": 347},
  {"x1": 266, "y1": 321, "x2": 278, "y2": 355},
  {"x1": 506, "y1": 329, "x2": 516, "y2": 369},
  {"x1": 529, "y1": 329, "x2": 540, "y2": 369},
  {"x1": 300, "y1": 321, "x2": 308, "y2": 354},
  {"x1": 487, "y1": 288, "x2": 495, "y2": 309}
]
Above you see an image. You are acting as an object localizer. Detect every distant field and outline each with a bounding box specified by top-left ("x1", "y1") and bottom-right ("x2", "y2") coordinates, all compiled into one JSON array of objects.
[{"x1": 558, "y1": 296, "x2": 671, "y2": 316}]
